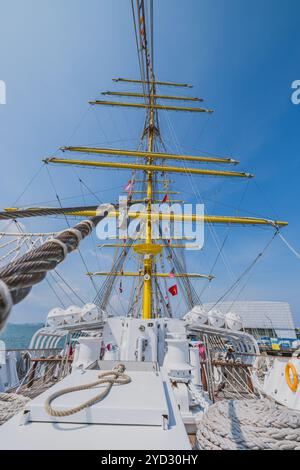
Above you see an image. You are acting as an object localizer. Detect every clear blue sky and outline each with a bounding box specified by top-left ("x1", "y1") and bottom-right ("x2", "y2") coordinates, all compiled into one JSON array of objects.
[{"x1": 0, "y1": 0, "x2": 300, "y2": 325}]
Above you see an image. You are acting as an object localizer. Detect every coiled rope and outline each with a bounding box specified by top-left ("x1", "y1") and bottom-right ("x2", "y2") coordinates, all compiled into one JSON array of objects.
[
  {"x1": 0, "y1": 393, "x2": 30, "y2": 425},
  {"x1": 196, "y1": 398, "x2": 300, "y2": 450},
  {"x1": 44, "y1": 364, "x2": 131, "y2": 418}
]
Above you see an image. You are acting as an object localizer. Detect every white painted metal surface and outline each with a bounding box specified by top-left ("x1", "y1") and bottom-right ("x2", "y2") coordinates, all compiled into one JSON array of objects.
[
  {"x1": 0, "y1": 367, "x2": 191, "y2": 450},
  {"x1": 72, "y1": 337, "x2": 101, "y2": 371},
  {"x1": 260, "y1": 357, "x2": 300, "y2": 411},
  {"x1": 0, "y1": 350, "x2": 19, "y2": 392},
  {"x1": 26, "y1": 368, "x2": 169, "y2": 427}
]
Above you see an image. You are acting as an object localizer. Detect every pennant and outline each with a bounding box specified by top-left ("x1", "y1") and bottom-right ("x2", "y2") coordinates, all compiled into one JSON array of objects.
[
  {"x1": 124, "y1": 179, "x2": 134, "y2": 192},
  {"x1": 162, "y1": 194, "x2": 169, "y2": 203},
  {"x1": 169, "y1": 269, "x2": 175, "y2": 279},
  {"x1": 168, "y1": 284, "x2": 178, "y2": 296}
]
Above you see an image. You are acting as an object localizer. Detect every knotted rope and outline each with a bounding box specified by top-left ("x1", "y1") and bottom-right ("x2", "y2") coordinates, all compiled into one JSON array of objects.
[
  {"x1": 196, "y1": 398, "x2": 300, "y2": 450},
  {"x1": 44, "y1": 364, "x2": 131, "y2": 418}
]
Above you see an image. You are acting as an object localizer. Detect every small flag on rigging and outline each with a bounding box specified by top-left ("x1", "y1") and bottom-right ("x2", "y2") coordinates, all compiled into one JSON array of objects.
[
  {"x1": 168, "y1": 284, "x2": 178, "y2": 297},
  {"x1": 169, "y1": 268, "x2": 175, "y2": 279}
]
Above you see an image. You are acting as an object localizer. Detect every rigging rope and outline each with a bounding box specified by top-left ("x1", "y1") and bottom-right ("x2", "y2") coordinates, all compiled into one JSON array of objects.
[
  {"x1": 278, "y1": 232, "x2": 300, "y2": 260},
  {"x1": 208, "y1": 230, "x2": 279, "y2": 312},
  {"x1": 46, "y1": 166, "x2": 100, "y2": 297}
]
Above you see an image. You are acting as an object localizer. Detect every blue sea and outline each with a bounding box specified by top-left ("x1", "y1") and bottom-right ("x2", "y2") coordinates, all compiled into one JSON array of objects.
[{"x1": 0, "y1": 323, "x2": 44, "y2": 349}]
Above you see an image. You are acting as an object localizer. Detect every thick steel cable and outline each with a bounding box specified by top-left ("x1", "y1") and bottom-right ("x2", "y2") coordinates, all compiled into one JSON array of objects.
[
  {"x1": 0, "y1": 207, "x2": 116, "y2": 332},
  {"x1": 0, "y1": 206, "x2": 98, "y2": 221}
]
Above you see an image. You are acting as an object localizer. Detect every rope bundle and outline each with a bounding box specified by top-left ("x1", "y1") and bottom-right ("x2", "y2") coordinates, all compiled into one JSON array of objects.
[
  {"x1": 44, "y1": 364, "x2": 131, "y2": 418},
  {"x1": 196, "y1": 398, "x2": 300, "y2": 450},
  {"x1": 0, "y1": 393, "x2": 30, "y2": 425}
]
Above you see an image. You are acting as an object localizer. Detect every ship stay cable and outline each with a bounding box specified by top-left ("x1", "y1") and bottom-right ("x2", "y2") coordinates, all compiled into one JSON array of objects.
[
  {"x1": 77, "y1": 173, "x2": 103, "y2": 275},
  {"x1": 207, "y1": 229, "x2": 279, "y2": 313},
  {"x1": 227, "y1": 232, "x2": 300, "y2": 312},
  {"x1": 199, "y1": 181, "x2": 251, "y2": 299},
  {"x1": 162, "y1": 107, "x2": 286, "y2": 315},
  {"x1": 46, "y1": 165, "x2": 100, "y2": 297},
  {"x1": 0, "y1": 205, "x2": 121, "y2": 332},
  {"x1": 162, "y1": 107, "x2": 236, "y2": 283}
]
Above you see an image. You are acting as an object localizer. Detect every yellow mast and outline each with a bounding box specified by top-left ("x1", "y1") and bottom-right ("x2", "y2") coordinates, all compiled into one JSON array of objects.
[{"x1": 142, "y1": 77, "x2": 155, "y2": 319}]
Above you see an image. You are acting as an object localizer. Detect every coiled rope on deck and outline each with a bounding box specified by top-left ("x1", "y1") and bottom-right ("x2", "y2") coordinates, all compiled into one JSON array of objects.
[
  {"x1": 44, "y1": 364, "x2": 131, "y2": 418},
  {"x1": 0, "y1": 393, "x2": 30, "y2": 425},
  {"x1": 196, "y1": 398, "x2": 300, "y2": 450}
]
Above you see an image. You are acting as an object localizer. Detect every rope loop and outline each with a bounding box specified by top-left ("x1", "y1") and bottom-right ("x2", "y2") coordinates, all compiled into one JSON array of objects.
[
  {"x1": 113, "y1": 363, "x2": 126, "y2": 374},
  {"x1": 44, "y1": 364, "x2": 131, "y2": 418}
]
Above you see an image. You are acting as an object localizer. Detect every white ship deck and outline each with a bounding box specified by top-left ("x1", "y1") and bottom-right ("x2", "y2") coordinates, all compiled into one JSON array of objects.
[{"x1": 0, "y1": 367, "x2": 191, "y2": 450}]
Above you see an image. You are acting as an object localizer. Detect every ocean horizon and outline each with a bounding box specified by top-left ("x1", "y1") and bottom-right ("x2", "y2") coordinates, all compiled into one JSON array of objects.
[{"x1": 0, "y1": 323, "x2": 44, "y2": 349}]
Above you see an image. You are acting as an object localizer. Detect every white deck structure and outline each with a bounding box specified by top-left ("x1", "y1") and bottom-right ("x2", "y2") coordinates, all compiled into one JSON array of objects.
[
  {"x1": 0, "y1": 316, "x2": 261, "y2": 449},
  {"x1": 0, "y1": 364, "x2": 191, "y2": 450}
]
